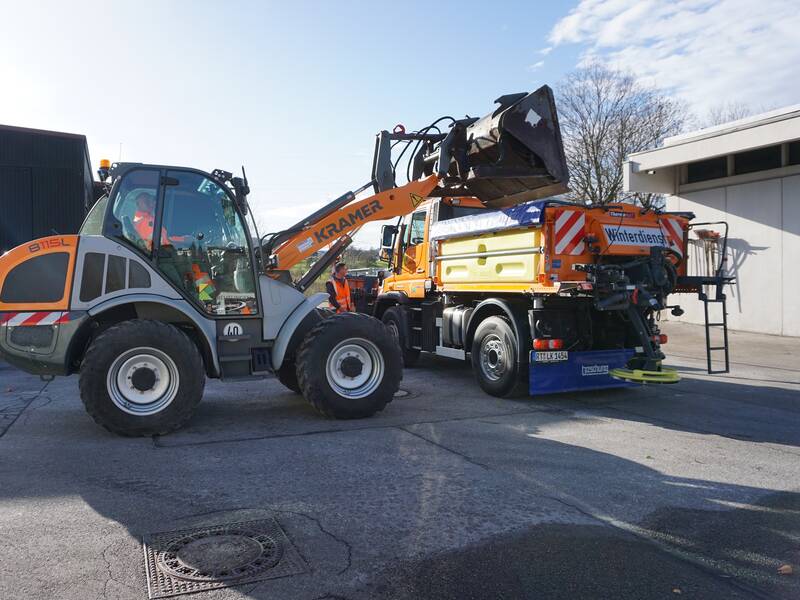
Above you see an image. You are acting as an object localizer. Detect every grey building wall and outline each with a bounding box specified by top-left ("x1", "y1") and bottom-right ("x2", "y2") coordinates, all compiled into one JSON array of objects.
[{"x1": 667, "y1": 170, "x2": 800, "y2": 336}]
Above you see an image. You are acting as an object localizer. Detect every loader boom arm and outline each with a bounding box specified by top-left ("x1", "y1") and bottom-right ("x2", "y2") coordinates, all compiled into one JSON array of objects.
[
  {"x1": 265, "y1": 85, "x2": 569, "y2": 275},
  {"x1": 269, "y1": 175, "x2": 440, "y2": 271}
]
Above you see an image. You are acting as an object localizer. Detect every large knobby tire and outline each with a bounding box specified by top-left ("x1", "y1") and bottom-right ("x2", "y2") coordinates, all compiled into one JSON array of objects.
[
  {"x1": 277, "y1": 359, "x2": 301, "y2": 394},
  {"x1": 79, "y1": 319, "x2": 205, "y2": 436},
  {"x1": 296, "y1": 313, "x2": 402, "y2": 419},
  {"x1": 470, "y1": 316, "x2": 528, "y2": 398},
  {"x1": 381, "y1": 306, "x2": 420, "y2": 367}
]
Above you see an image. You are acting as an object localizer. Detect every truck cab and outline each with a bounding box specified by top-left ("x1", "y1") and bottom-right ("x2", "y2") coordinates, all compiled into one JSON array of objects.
[{"x1": 379, "y1": 197, "x2": 488, "y2": 299}]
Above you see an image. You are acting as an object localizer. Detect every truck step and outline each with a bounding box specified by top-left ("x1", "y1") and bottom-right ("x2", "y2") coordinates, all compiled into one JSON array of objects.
[{"x1": 219, "y1": 354, "x2": 252, "y2": 362}]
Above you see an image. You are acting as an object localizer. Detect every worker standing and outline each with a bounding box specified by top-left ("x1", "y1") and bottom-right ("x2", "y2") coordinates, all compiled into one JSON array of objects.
[{"x1": 326, "y1": 262, "x2": 353, "y2": 313}]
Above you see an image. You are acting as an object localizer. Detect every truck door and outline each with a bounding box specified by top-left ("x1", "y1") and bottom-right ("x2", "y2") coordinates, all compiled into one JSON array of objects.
[{"x1": 393, "y1": 209, "x2": 429, "y2": 298}]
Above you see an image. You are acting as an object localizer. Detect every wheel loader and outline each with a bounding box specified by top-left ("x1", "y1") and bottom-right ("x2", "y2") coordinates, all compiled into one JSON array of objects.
[{"x1": 0, "y1": 85, "x2": 570, "y2": 436}]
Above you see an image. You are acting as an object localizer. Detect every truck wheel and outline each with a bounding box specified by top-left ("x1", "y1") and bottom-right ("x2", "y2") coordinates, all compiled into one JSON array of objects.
[
  {"x1": 382, "y1": 306, "x2": 420, "y2": 367},
  {"x1": 79, "y1": 319, "x2": 205, "y2": 436},
  {"x1": 277, "y1": 359, "x2": 301, "y2": 393},
  {"x1": 471, "y1": 316, "x2": 528, "y2": 398},
  {"x1": 296, "y1": 313, "x2": 402, "y2": 419}
]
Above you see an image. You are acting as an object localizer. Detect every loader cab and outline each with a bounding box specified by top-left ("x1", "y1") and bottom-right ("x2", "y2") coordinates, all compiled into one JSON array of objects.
[{"x1": 98, "y1": 165, "x2": 259, "y2": 317}]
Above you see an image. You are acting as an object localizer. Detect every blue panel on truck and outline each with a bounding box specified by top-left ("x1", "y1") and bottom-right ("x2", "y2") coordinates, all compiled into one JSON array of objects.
[{"x1": 529, "y1": 349, "x2": 636, "y2": 395}]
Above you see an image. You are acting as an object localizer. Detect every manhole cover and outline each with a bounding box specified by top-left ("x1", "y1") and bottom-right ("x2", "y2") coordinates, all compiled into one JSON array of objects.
[{"x1": 143, "y1": 518, "x2": 306, "y2": 598}]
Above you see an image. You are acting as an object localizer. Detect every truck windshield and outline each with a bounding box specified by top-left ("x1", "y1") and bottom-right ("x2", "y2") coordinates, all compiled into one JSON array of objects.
[{"x1": 438, "y1": 203, "x2": 489, "y2": 222}]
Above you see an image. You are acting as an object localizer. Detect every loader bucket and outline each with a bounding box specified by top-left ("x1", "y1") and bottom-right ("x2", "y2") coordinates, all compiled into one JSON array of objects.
[{"x1": 436, "y1": 85, "x2": 569, "y2": 208}]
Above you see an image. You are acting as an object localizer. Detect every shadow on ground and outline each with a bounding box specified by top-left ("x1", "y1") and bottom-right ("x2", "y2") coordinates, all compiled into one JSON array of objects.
[{"x1": 1, "y1": 352, "x2": 800, "y2": 599}]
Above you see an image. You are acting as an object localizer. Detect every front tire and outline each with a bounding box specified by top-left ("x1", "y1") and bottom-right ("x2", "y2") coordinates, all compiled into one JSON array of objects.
[
  {"x1": 470, "y1": 316, "x2": 528, "y2": 398},
  {"x1": 296, "y1": 313, "x2": 402, "y2": 419},
  {"x1": 277, "y1": 359, "x2": 301, "y2": 394},
  {"x1": 381, "y1": 306, "x2": 420, "y2": 367},
  {"x1": 79, "y1": 319, "x2": 205, "y2": 436}
]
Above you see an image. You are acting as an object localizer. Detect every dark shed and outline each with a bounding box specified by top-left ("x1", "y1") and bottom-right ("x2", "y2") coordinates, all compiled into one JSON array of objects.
[{"x1": 0, "y1": 124, "x2": 94, "y2": 254}]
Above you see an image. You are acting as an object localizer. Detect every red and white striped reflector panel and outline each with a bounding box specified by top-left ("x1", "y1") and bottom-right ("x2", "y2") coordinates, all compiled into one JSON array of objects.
[
  {"x1": 553, "y1": 209, "x2": 586, "y2": 255},
  {"x1": 659, "y1": 217, "x2": 685, "y2": 256},
  {"x1": 0, "y1": 311, "x2": 79, "y2": 327}
]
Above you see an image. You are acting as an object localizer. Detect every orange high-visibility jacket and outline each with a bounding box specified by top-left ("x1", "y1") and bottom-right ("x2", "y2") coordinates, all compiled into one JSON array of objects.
[{"x1": 327, "y1": 277, "x2": 353, "y2": 313}]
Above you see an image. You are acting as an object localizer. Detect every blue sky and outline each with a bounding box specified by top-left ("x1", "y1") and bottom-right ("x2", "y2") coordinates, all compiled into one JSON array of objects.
[{"x1": 1, "y1": 1, "x2": 798, "y2": 247}]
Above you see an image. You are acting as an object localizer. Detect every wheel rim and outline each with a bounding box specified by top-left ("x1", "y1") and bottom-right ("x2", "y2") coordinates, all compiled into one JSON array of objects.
[
  {"x1": 325, "y1": 338, "x2": 384, "y2": 399},
  {"x1": 107, "y1": 347, "x2": 180, "y2": 416},
  {"x1": 480, "y1": 334, "x2": 507, "y2": 382}
]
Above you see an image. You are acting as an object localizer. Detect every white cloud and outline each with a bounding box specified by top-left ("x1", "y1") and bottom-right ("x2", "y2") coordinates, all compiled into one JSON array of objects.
[
  {"x1": 528, "y1": 60, "x2": 545, "y2": 71},
  {"x1": 538, "y1": 46, "x2": 553, "y2": 56},
  {"x1": 549, "y1": 0, "x2": 800, "y2": 112}
]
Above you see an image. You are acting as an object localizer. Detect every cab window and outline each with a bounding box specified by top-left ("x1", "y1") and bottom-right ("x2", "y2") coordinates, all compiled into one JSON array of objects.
[
  {"x1": 406, "y1": 211, "x2": 426, "y2": 246},
  {"x1": 156, "y1": 170, "x2": 257, "y2": 316},
  {"x1": 80, "y1": 195, "x2": 109, "y2": 235},
  {"x1": 108, "y1": 169, "x2": 160, "y2": 255}
]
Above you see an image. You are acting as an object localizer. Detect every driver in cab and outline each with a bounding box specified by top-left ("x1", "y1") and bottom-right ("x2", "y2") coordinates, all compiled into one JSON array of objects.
[{"x1": 132, "y1": 192, "x2": 185, "y2": 251}]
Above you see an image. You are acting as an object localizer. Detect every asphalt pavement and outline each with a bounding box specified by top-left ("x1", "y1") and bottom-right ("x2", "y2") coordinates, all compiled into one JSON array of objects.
[{"x1": 0, "y1": 321, "x2": 798, "y2": 600}]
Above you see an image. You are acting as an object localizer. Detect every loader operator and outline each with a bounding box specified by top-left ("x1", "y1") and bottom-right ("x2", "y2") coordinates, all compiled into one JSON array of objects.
[
  {"x1": 326, "y1": 262, "x2": 353, "y2": 313},
  {"x1": 132, "y1": 192, "x2": 158, "y2": 249},
  {"x1": 132, "y1": 192, "x2": 185, "y2": 250}
]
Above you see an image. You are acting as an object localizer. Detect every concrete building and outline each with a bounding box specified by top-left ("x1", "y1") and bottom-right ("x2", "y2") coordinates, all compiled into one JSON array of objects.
[{"x1": 624, "y1": 106, "x2": 800, "y2": 337}]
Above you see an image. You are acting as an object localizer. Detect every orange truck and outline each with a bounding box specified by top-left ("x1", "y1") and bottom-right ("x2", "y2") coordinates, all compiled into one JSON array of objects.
[{"x1": 359, "y1": 196, "x2": 700, "y2": 397}]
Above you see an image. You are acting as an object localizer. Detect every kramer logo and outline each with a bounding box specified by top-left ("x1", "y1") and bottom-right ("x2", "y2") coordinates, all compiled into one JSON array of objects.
[
  {"x1": 581, "y1": 364, "x2": 609, "y2": 376},
  {"x1": 603, "y1": 225, "x2": 666, "y2": 247},
  {"x1": 314, "y1": 200, "x2": 384, "y2": 243}
]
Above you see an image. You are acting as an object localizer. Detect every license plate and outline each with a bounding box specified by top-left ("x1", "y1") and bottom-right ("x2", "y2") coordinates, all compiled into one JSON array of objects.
[{"x1": 534, "y1": 350, "x2": 568, "y2": 363}]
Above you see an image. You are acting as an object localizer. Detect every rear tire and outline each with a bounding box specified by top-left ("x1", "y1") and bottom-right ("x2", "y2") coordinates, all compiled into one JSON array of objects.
[
  {"x1": 297, "y1": 313, "x2": 402, "y2": 419},
  {"x1": 79, "y1": 319, "x2": 204, "y2": 436},
  {"x1": 470, "y1": 316, "x2": 528, "y2": 398},
  {"x1": 381, "y1": 306, "x2": 420, "y2": 367}
]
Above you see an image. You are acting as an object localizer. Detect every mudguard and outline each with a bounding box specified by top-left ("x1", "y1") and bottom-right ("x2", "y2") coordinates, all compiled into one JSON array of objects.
[
  {"x1": 88, "y1": 293, "x2": 220, "y2": 374},
  {"x1": 271, "y1": 292, "x2": 328, "y2": 370},
  {"x1": 465, "y1": 298, "x2": 531, "y2": 364}
]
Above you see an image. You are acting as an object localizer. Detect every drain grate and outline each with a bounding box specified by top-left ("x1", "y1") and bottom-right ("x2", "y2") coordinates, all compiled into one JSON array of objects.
[{"x1": 143, "y1": 518, "x2": 307, "y2": 598}]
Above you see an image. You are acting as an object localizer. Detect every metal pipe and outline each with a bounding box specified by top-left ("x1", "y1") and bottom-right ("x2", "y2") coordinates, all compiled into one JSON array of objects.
[
  {"x1": 434, "y1": 247, "x2": 543, "y2": 261},
  {"x1": 294, "y1": 236, "x2": 353, "y2": 292}
]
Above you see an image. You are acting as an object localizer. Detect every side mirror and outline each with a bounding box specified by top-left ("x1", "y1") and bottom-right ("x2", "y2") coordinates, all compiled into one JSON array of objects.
[
  {"x1": 380, "y1": 224, "x2": 398, "y2": 249},
  {"x1": 231, "y1": 176, "x2": 250, "y2": 216}
]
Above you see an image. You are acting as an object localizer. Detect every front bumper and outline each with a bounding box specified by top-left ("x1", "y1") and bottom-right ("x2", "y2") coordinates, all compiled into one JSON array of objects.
[{"x1": 0, "y1": 311, "x2": 88, "y2": 376}]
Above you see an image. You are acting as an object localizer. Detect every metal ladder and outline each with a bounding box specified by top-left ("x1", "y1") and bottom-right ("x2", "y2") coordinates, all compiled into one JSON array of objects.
[
  {"x1": 699, "y1": 285, "x2": 730, "y2": 374},
  {"x1": 690, "y1": 221, "x2": 732, "y2": 375}
]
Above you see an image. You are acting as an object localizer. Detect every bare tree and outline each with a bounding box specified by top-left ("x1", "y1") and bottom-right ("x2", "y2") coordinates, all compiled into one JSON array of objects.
[
  {"x1": 555, "y1": 64, "x2": 687, "y2": 207},
  {"x1": 704, "y1": 101, "x2": 751, "y2": 127}
]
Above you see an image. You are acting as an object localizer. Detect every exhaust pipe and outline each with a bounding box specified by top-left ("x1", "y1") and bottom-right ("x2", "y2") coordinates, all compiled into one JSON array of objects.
[{"x1": 423, "y1": 85, "x2": 569, "y2": 208}]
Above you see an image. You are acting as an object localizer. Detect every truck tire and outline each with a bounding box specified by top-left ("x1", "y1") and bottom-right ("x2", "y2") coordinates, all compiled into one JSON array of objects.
[
  {"x1": 471, "y1": 316, "x2": 528, "y2": 398},
  {"x1": 296, "y1": 313, "x2": 402, "y2": 419},
  {"x1": 381, "y1": 306, "x2": 420, "y2": 367},
  {"x1": 79, "y1": 319, "x2": 205, "y2": 436},
  {"x1": 277, "y1": 359, "x2": 301, "y2": 394}
]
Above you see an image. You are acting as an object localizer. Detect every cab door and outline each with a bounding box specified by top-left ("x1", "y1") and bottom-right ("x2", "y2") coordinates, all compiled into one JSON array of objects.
[
  {"x1": 391, "y1": 209, "x2": 429, "y2": 299},
  {"x1": 104, "y1": 167, "x2": 262, "y2": 377}
]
